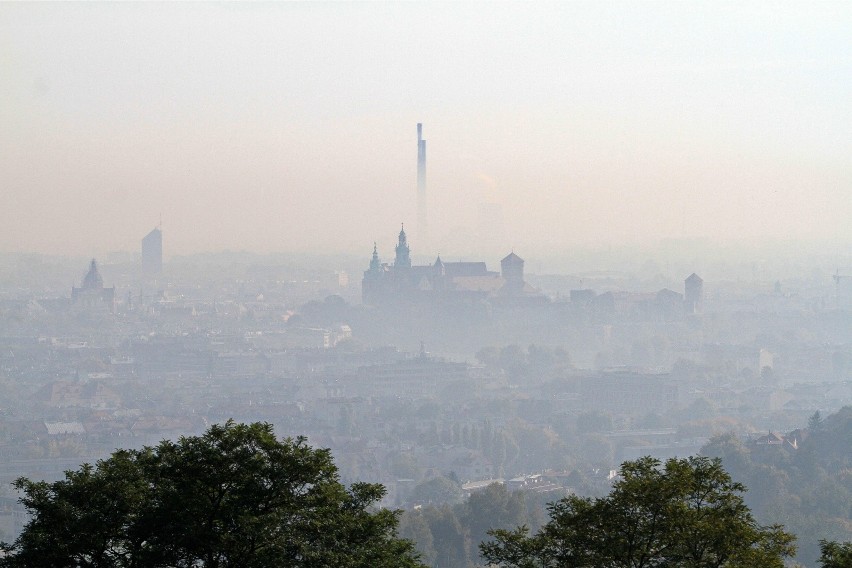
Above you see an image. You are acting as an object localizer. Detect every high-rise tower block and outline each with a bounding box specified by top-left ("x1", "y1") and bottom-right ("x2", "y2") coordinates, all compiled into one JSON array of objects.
[{"x1": 142, "y1": 227, "x2": 163, "y2": 276}]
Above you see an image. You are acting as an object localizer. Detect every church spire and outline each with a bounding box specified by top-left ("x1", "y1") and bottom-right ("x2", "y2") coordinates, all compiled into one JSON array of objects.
[
  {"x1": 369, "y1": 242, "x2": 381, "y2": 271},
  {"x1": 395, "y1": 224, "x2": 411, "y2": 268},
  {"x1": 82, "y1": 259, "x2": 104, "y2": 289}
]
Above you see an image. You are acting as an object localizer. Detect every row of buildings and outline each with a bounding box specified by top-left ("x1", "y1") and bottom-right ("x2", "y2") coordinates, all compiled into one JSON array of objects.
[
  {"x1": 362, "y1": 226, "x2": 705, "y2": 316},
  {"x1": 362, "y1": 226, "x2": 537, "y2": 306}
]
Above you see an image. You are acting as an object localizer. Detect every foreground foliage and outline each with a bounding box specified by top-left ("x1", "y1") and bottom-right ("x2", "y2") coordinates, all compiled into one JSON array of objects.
[
  {"x1": 0, "y1": 421, "x2": 423, "y2": 568},
  {"x1": 399, "y1": 482, "x2": 552, "y2": 566},
  {"x1": 702, "y1": 406, "x2": 852, "y2": 565},
  {"x1": 481, "y1": 456, "x2": 795, "y2": 568},
  {"x1": 819, "y1": 540, "x2": 852, "y2": 568}
]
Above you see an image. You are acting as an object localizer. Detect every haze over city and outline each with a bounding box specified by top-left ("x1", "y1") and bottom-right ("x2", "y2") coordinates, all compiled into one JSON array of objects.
[
  {"x1": 4, "y1": 3, "x2": 852, "y2": 567},
  {"x1": 2, "y1": 2, "x2": 850, "y2": 259}
]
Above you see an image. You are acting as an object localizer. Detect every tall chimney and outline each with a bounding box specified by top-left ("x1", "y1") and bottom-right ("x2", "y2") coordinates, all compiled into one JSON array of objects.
[{"x1": 417, "y1": 123, "x2": 427, "y2": 245}]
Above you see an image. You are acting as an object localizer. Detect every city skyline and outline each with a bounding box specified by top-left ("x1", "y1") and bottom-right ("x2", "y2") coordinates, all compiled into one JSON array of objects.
[{"x1": 1, "y1": 2, "x2": 850, "y2": 258}]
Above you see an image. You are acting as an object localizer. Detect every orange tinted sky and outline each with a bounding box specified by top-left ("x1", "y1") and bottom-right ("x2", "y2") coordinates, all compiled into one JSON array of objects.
[{"x1": 1, "y1": 2, "x2": 850, "y2": 258}]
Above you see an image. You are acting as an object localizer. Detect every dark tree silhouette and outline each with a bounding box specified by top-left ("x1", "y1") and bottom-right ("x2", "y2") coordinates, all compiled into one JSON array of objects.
[
  {"x1": 482, "y1": 456, "x2": 795, "y2": 568},
  {"x1": 1, "y1": 421, "x2": 424, "y2": 568}
]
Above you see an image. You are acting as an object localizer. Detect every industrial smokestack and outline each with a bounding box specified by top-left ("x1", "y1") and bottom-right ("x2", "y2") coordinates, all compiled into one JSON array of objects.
[{"x1": 417, "y1": 123, "x2": 427, "y2": 245}]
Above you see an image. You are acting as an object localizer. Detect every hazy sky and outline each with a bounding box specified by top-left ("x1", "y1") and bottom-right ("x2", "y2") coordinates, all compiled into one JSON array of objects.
[{"x1": 1, "y1": 2, "x2": 850, "y2": 258}]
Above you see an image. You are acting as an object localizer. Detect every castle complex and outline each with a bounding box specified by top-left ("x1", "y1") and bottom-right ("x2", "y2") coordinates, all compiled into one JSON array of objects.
[{"x1": 362, "y1": 226, "x2": 532, "y2": 306}]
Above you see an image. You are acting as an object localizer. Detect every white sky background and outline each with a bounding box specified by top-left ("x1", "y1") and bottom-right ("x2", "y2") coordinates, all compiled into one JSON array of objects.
[{"x1": 1, "y1": 2, "x2": 850, "y2": 258}]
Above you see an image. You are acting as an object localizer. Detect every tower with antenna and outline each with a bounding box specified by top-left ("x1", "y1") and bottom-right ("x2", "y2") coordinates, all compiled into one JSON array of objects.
[{"x1": 417, "y1": 123, "x2": 427, "y2": 245}]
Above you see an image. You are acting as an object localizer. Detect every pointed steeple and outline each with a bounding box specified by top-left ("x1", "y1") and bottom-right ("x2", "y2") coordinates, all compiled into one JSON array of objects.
[
  {"x1": 82, "y1": 259, "x2": 104, "y2": 289},
  {"x1": 433, "y1": 254, "x2": 445, "y2": 276},
  {"x1": 395, "y1": 224, "x2": 411, "y2": 268},
  {"x1": 369, "y1": 242, "x2": 381, "y2": 271}
]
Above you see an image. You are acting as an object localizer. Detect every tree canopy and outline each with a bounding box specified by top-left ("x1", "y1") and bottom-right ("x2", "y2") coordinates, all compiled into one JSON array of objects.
[
  {"x1": 481, "y1": 456, "x2": 796, "y2": 568},
  {"x1": 818, "y1": 540, "x2": 852, "y2": 568},
  {"x1": 1, "y1": 421, "x2": 424, "y2": 568}
]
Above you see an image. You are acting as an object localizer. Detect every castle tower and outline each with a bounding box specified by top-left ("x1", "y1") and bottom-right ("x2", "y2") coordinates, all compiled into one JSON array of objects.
[
  {"x1": 501, "y1": 252, "x2": 525, "y2": 295},
  {"x1": 684, "y1": 273, "x2": 704, "y2": 314},
  {"x1": 362, "y1": 243, "x2": 384, "y2": 305},
  {"x1": 432, "y1": 255, "x2": 446, "y2": 291},
  {"x1": 369, "y1": 242, "x2": 381, "y2": 271},
  {"x1": 395, "y1": 225, "x2": 411, "y2": 268}
]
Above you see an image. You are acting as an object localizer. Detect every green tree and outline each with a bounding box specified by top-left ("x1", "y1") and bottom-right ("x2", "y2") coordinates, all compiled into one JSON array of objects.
[
  {"x1": 819, "y1": 540, "x2": 852, "y2": 568},
  {"x1": 475, "y1": 346, "x2": 500, "y2": 367},
  {"x1": 422, "y1": 506, "x2": 469, "y2": 568},
  {"x1": 398, "y1": 511, "x2": 437, "y2": 566},
  {"x1": 1, "y1": 421, "x2": 424, "y2": 568},
  {"x1": 702, "y1": 433, "x2": 754, "y2": 480},
  {"x1": 481, "y1": 456, "x2": 795, "y2": 568},
  {"x1": 461, "y1": 483, "x2": 529, "y2": 563},
  {"x1": 809, "y1": 411, "x2": 825, "y2": 432},
  {"x1": 409, "y1": 475, "x2": 463, "y2": 507}
]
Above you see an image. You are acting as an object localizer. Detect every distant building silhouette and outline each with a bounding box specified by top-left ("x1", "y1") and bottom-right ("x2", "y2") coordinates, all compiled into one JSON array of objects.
[
  {"x1": 655, "y1": 288, "x2": 684, "y2": 321},
  {"x1": 72, "y1": 259, "x2": 115, "y2": 312},
  {"x1": 362, "y1": 226, "x2": 534, "y2": 306},
  {"x1": 141, "y1": 227, "x2": 162, "y2": 276},
  {"x1": 416, "y1": 123, "x2": 427, "y2": 245},
  {"x1": 394, "y1": 225, "x2": 411, "y2": 268},
  {"x1": 500, "y1": 252, "x2": 525, "y2": 295},
  {"x1": 569, "y1": 289, "x2": 596, "y2": 306},
  {"x1": 684, "y1": 273, "x2": 703, "y2": 314}
]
